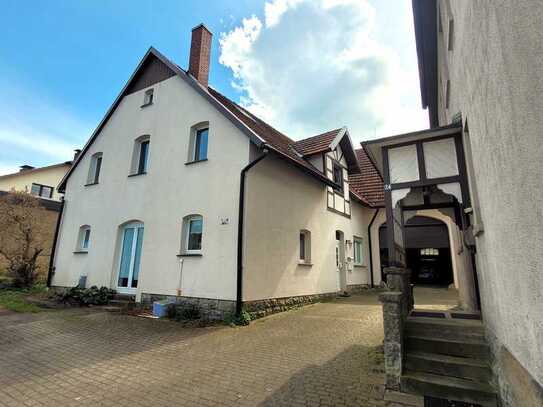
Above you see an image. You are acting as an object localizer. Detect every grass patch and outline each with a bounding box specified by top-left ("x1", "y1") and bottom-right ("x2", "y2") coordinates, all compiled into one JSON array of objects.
[{"x1": 0, "y1": 285, "x2": 47, "y2": 313}]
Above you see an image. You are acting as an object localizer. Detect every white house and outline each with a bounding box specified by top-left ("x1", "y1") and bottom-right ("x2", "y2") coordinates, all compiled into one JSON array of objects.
[{"x1": 49, "y1": 25, "x2": 385, "y2": 318}]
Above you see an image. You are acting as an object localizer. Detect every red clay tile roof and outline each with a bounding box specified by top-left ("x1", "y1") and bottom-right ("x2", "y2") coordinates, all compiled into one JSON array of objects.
[
  {"x1": 293, "y1": 129, "x2": 341, "y2": 156},
  {"x1": 208, "y1": 87, "x2": 336, "y2": 185},
  {"x1": 349, "y1": 148, "x2": 384, "y2": 207}
]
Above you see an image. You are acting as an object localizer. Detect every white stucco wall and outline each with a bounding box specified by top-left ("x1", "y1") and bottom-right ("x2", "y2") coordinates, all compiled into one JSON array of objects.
[
  {"x1": 436, "y1": 0, "x2": 543, "y2": 385},
  {"x1": 52, "y1": 75, "x2": 251, "y2": 301},
  {"x1": 0, "y1": 164, "x2": 69, "y2": 201},
  {"x1": 243, "y1": 154, "x2": 373, "y2": 301}
]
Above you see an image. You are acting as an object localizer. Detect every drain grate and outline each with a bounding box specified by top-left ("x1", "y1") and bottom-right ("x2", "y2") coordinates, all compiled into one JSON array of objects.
[
  {"x1": 411, "y1": 311, "x2": 446, "y2": 318},
  {"x1": 451, "y1": 313, "x2": 481, "y2": 320},
  {"x1": 425, "y1": 396, "x2": 482, "y2": 406}
]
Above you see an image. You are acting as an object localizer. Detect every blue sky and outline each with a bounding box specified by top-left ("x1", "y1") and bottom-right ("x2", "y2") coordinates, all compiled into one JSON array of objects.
[{"x1": 0, "y1": 0, "x2": 427, "y2": 175}]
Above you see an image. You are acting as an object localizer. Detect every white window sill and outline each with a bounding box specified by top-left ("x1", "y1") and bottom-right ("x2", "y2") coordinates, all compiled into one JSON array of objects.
[
  {"x1": 298, "y1": 261, "x2": 313, "y2": 266},
  {"x1": 177, "y1": 253, "x2": 202, "y2": 257},
  {"x1": 73, "y1": 250, "x2": 89, "y2": 254}
]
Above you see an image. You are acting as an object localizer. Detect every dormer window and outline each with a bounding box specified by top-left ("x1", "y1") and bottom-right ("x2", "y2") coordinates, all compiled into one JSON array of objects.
[{"x1": 142, "y1": 89, "x2": 154, "y2": 107}]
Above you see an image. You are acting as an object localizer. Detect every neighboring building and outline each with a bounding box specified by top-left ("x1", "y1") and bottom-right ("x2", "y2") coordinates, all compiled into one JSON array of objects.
[
  {"x1": 399, "y1": 1, "x2": 542, "y2": 405},
  {"x1": 49, "y1": 25, "x2": 384, "y2": 317},
  {"x1": 0, "y1": 161, "x2": 73, "y2": 202}
]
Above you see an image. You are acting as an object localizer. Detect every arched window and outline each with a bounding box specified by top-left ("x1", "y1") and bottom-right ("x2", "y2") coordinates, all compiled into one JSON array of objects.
[
  {"x1": 130, "y1": 135, "x2": 150, "y2": 175},
  {"x1": 87, "y1": 152, "x2": 103, "y2": 185},
  {"x1": 299, "y1": 229, "x2": 311, "y2": 264},
  {"x1": 76, "y1": 225, "x2": 91, "y2": 252},
  {"x1": 181, "y1": 215, "x2": 203, "y2": 254},
  {"x1": 187, "y1": 122, "x2": 209, "y2": 163}
]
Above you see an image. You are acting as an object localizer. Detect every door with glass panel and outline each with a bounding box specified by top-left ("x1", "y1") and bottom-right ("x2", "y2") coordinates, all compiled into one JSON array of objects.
[{"x1": 117, "y1": 222, "x2": 144, "y2": 294}]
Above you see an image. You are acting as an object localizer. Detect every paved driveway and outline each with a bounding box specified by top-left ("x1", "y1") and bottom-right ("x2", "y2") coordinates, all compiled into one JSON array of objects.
[{"x1": 0, "y1": 292, "x2": 386, "y2": 407}]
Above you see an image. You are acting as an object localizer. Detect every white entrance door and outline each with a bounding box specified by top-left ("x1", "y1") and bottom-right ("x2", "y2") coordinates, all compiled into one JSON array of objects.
[{"x1": 117, "y1": 223, "x2": 144, "y2": 294}]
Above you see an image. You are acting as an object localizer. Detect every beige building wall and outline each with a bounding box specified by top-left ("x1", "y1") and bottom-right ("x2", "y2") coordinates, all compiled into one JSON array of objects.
[
  {"x1": 243, "y1": 154, "x2": 373, "y2": 301},
  {"x1": 435, "y1": 0, "x2": 543, "y2": 401},
  {"x1": 52, "y1": 74, "x2": 251, "y2": 301},
  {"x1": 0, "y1": 164, "x2": 70, "y2": 201}
]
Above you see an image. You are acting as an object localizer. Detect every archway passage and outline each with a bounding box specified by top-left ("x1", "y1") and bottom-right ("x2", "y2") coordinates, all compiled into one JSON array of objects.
[{"x1": 379, "y1": 216, "x2": 453, "y2": 287}]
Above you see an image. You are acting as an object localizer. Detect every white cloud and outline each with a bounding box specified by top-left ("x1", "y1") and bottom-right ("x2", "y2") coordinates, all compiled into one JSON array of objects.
[{"x1": 219, "y1": 0, "x2": 428, "y2": 143}]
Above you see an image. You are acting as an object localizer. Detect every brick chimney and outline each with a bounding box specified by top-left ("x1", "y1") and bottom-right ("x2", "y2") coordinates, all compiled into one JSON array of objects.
[{"x1": 188, "y1": 24, "x2": 212, "y2": 87}]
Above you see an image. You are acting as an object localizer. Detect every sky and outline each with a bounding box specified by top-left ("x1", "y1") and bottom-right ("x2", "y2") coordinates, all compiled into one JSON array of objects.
[{"x1": 0, "y1": 0, "x2": 428, "y2": 175}]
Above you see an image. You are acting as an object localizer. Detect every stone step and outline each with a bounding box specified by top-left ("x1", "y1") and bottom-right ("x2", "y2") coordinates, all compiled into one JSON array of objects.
[
  {"x1": 111, "y1": 294, "x2": 136, "y2": 302},
  {"x1": 405, "y1": 316, "x2": 484, "y2": 334},
  {"x1": 405, "y1": 324, "x2": 485, "y2": 342},
  {"x1": 108, "y1": 299, "x2": 137, "y2": 309},
  {"x1": 401, "y1": 371, "x2": 497, "y2": 407},
  {"x1": 406, "y1": 335, "x2": 489, "y2": 359},
  {"x1": 405, "y1": 351, "x2": 492, "y2": 382}
]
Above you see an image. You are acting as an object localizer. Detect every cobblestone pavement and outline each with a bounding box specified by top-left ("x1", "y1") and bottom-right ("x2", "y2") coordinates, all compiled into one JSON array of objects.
[{"x1": 0, "y1": 292, "x2": 386, "y2": 407}]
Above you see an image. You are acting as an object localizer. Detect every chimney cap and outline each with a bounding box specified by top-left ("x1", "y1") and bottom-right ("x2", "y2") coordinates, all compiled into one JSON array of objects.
[
  {"x1": 192, "y1": 23, "x2": 213, "y2": 35},
  {"x1": 19, "y1": 165, "x2": 35, "y2": 172}
]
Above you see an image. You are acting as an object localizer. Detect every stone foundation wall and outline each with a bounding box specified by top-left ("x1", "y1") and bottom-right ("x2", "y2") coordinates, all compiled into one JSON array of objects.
[
  {"x1": 243, "y1": 292, "x2": 337, "y2": 319},
  {"x1": 486, "y1": 329, "x2": 543, "y2": 407},
  {"x1": 140, "y1": 293, "x2": 235, "y2": 321}
]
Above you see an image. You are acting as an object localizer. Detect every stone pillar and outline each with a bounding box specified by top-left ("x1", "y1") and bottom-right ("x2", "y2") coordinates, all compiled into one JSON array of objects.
[
  {"x1": 379, "y1": 291, "x2": 404, "y2": 390},
  {"x1": 384, "y1": 266, "x2": 413, "y2": 317}
]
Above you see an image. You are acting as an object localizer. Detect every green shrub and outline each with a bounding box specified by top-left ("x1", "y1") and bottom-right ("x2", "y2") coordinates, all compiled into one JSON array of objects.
[
  {"x1": 169, "y1": 304, "x2": 201, "y2": 321},
  {"x1": 225, "y1": 310, "x2": 252, "y2": 326},
  {"x1": 57, "y1": 286, "x2": 115, "y2": 306}
]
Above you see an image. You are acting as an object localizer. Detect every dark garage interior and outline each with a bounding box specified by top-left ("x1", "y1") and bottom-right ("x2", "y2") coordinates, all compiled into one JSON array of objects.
[{"x1": 379, "y1": 216, "x2": 454, "y2": 286}]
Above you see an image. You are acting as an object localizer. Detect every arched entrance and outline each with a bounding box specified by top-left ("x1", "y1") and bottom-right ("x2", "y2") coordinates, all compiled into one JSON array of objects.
[{"x1": 379, "y1": 216, "x2": 454, "y2": 287}]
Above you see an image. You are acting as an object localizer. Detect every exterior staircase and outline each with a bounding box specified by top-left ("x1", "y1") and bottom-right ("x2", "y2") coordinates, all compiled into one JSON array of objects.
[
  {"x1": 103, "y1": 294, "x2": 136, "y2": 312},
  {"x1": 401, "y1": 313, "x2": 498, "y2": 406}
]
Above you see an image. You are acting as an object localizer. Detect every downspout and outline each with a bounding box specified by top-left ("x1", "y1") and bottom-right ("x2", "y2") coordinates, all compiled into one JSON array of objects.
[
  {"x1": 236, "y1": 147, "x2": 269, "y2": 316},
  {"x1": 367, "y1": 208, "x2": 380, "y2": 288},
  {"x1": 47, "y1": 197, "x2": 65, "y2": 288}
]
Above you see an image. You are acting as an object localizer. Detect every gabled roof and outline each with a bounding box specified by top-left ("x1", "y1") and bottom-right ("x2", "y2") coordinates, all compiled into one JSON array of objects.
[
  {"x1": 0, "y1": 162, "x2": 72, "y2": 180},
  {"x1": 59, "y1": 47, "x2": 336, "y2": 192},
  {"x1": 294, "y1": 127, "x2": 361, "y2": 174},
  {"x1": 349, "y1": 148, "x2": 384, "y2": 207},
  {"x1": 294, "y1": 129, "x2": 341, "y2": 156},
  {"x1": 58, "y1": 46, "x2": 384, "y2": 208}
]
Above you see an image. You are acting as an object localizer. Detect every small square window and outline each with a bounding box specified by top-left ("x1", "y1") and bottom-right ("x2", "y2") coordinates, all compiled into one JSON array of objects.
[{"x1": 143, "y1": 89, "x2": 154, "y2": 106}]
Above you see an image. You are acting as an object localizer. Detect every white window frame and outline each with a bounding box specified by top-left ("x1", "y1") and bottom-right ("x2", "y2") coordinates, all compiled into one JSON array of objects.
[
  {"x1": 299, "y1": 229, "x2": 312, "y2": 265},
  {"x1": 353, "y1": 236, "x2": 364, "y2": 266},
  {"x1": 181, "y1": 215, "x2": 203, "y2": 255},
  {"x1": 187, "y1": 122, "x2": 209, "y2": 164},
  {"x1": 87, "y1": 152, "x2": 103, "y2": 185},
  {"x1": 76, "y1": 225, "x2": 91, "y2": 252},
  {"x1": 143, "y1": 88, "x2": 154, "y2": 106},
  {"x1": 130, "y1": 135, "x2": 150, "y2": 175}
]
